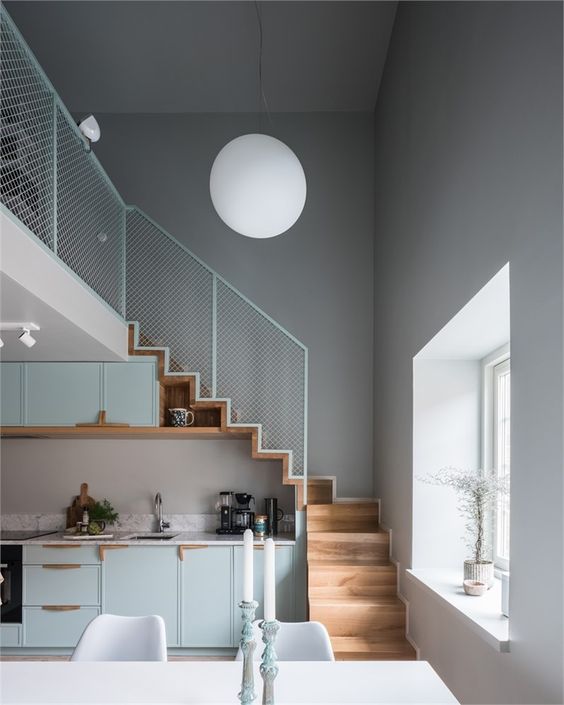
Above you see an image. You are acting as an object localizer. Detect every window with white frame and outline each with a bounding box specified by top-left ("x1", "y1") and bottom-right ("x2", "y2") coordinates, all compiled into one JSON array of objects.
[{"x1": 483, "y1": 348, "x2": 510, "y2": 571}]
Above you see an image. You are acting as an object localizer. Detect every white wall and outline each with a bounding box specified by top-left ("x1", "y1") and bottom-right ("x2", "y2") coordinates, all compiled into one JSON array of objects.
[
  {"x1": 0, "y1": 439, "x2": 294, "y2": 516},
  {"x1": 373, "y1": 2, "x2": 563, "y2": 703},
  {"x1": 412, "y1": 360, "x2": 480, "y2": 571}
]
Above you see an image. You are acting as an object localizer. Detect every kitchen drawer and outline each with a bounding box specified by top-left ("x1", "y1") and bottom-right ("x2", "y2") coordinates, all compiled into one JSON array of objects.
[
  {"x1": 23, "y1": 565, "x2": 100, "y2": 606},
  {"x1": 0, "y1": 624, "x2": 22, "y2": 647},
  {"x1": 23, "y1": 545, "x2": 100, "y2": 565},
  {"x1": 23, "y1": 607, "x2": 99, "y2": 647}
]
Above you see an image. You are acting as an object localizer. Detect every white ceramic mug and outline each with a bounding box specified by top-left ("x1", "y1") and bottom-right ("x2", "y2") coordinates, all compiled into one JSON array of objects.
[{"x1": 168, "y1": 408, "x2": 195, "y2": 427}]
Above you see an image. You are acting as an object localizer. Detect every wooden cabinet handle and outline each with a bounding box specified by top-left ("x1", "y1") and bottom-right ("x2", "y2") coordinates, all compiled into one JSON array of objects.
[
  {"x1": 178, "y1": 545, "x2": 207, "y2": 561},
  {"x1": 99, "y1": 545, "x2": 128, "y2": 561},
  {"x1": 42, "y1": 564, "x2": 81, "y2": 570},
  {"x1": 41, "y1": 605, "x2": 80, "y2": 611},
  {"x1": 42, "y1": 544, "x2": 81, "y2": 549}
]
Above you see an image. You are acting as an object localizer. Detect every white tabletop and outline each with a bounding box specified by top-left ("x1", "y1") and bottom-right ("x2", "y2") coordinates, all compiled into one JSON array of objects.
[{"x1": 0, "y1": 661, "x2": 458, "y2": 704}]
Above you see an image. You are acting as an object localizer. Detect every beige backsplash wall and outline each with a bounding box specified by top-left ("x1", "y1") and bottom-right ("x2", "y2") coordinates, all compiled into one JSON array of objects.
[{"x1": 0, "y1": 439, "x2": 294, "y2": 516}]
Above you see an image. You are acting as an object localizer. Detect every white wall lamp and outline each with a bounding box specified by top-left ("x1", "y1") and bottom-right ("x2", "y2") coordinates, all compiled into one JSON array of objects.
[
  {"x1": 0, "y1": 322, "x2": 40, "y2": 348},
  {"x1": 209, "y1": 3, "x2": 306, "y2": 239},
  {"x1": 78, "y1": 114, "x2": 101, "y2": 153}
]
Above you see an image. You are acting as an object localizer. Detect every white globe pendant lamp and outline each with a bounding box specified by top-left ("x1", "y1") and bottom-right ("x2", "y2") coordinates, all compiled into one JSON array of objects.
[{"x1": 210, "y1": 133, "x2": 306, "y2": 239}]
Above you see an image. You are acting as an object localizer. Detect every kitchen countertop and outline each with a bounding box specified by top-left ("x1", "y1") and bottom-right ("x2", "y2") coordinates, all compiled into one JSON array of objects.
[{"x1": 0, "y1": 531, "x2": 296, "y2": 546}]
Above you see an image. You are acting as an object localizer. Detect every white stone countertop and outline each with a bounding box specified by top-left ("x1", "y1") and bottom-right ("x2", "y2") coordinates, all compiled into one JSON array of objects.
[{"x1": 0, "y1": 531, "x2": 296, "y2": 546}]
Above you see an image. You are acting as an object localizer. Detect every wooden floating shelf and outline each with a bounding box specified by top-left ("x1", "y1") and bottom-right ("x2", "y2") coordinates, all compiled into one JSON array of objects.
[{"x1": 0, "y1": 426, "x2": 255, "y2": 440}]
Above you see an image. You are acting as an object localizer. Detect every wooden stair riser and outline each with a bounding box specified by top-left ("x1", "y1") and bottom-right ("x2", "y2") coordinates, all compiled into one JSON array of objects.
[
  {"x1": 307, "y1": 532, "x2": 389, "y2": 562},
  {"x1": 307, "y1": 502, "x2": 379, "y2": 531},
  {"x1": 308, "y1": 564, "x2": 397, "y2": 597},
  {"x1": 298, "y1": 479, "x2": 334, "y2": 506},
  {"x1": 310, "y1": 604, "x2": 405, "y2": 638}
]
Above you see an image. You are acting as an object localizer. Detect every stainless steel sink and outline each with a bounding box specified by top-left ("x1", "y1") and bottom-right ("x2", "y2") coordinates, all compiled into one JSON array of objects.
[{"x1": 125, "y1": 533, "x2": 179, "y2": 540}]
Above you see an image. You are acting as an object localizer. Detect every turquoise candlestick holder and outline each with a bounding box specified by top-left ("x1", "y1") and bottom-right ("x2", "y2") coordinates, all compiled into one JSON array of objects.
[
  {"x1": 259, "y1": 619, "x2": 280, "y2": 705},
  {"x1": 238, "y1": 600, "x2": 259, "y2": 705}
]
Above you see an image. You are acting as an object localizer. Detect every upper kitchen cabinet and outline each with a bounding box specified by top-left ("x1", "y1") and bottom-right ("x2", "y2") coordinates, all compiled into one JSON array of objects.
[
  {"x1": 104, "y1": 361, "x2": 157, "y2": 426},
  {"x1": 0, "y1": 363, "x2": 23, "y2": 426},
  {"x1": 0, "y1": 360, "x2": 158, "y2": 427},
  {"x1": 25, "y1": 363, "x2": 102, "y2": 426}
]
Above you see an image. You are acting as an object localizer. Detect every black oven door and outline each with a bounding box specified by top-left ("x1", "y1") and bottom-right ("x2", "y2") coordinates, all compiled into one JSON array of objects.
[{"x1": 0, "y1": 545, "x2": 22, "y2": 624}]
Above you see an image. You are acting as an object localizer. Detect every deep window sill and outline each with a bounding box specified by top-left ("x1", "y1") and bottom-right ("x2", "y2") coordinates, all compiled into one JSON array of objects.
[{"x1": 406, "y1": 569, "x2": 510, "y2": 653}]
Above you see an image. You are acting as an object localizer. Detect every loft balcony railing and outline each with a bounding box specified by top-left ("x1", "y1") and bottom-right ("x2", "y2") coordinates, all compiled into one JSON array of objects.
[{"x1": 0, "y1": 6, "x2": 307, "y2": 481}]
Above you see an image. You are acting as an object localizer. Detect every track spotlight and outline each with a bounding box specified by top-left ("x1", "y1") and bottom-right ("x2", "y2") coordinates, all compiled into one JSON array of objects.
[
  {"x1": 0, "y1": 337, "x2": 3, "y2": 348},
  {"x1": 18, "y1": 328, "x2": 36, "y2": 348}
]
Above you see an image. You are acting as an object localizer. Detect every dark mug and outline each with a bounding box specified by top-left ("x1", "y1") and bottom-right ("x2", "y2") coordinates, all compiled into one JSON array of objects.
[{"x1": 264, "y1": 498, "x2": 284, "y2": 535}]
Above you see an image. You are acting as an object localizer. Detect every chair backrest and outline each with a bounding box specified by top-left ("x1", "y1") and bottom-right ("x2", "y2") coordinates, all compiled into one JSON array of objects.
[
  {"x1": 235, "y1": 620, "x2": 334, "y2": 662},
  {"x1": 71, "y1": 614, "x2": 167, "y2": 661}
]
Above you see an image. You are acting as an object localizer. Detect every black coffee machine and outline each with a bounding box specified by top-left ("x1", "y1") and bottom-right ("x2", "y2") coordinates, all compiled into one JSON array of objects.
[
  {"x1": 216, "y1": 491, "x2": 255, "y2": 534},
  {"x1": 233, "y1": 493, "x2": 255, "y2": 532}
]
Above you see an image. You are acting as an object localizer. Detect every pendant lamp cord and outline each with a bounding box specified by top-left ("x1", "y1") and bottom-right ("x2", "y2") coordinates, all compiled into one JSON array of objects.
[{"x1": 254, "y1": 1, "x2": 272, "y2": 133}]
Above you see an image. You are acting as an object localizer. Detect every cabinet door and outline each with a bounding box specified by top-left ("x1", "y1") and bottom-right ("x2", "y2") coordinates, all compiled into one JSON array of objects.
[
  {"x1": 233, "y1": 545, "x2": 294, "y2": 646},
  {"x1": 104, "y1": 362, "x2": 156, "y2": 426},
  {"x1": 103, "y1": 546, "x2": 179, "y2": 646},
  {"x1": 0, "y1": 363, "x2": 23, "y2": 426},
  {"x1": 25, "y1": 363, "x2": 102, "y2": 425},
  {"x1": 180, "y1": 546, "x2": 232, "y2": 647}
]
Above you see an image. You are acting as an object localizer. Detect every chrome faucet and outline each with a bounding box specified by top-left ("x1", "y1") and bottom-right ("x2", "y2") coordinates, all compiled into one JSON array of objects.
[{"x1": 154, "y1": 492, "x2": 170, "y2": 533}]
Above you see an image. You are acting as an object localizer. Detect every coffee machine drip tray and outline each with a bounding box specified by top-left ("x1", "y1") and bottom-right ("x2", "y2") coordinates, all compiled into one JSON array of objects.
[{"x1": 216, "y1": 527, "x2": 246, "y2": 535}]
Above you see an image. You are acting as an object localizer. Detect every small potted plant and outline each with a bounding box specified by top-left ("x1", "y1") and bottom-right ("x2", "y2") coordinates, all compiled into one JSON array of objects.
[
  {"x1": 421, "y1": 467, "x2": 508, "y2": 590},
  {"x1": 88, "y1": 499, "x2": 119, "y2": 535}
]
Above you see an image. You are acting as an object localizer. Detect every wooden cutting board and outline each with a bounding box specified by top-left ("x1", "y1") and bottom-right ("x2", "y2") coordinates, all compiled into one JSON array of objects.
[{"x1": 66, "y1": 483, "x2": 96, "y2": 528}]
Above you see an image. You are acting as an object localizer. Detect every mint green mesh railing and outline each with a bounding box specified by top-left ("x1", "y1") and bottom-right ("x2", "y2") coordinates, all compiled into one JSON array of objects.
[{"x1": 0, "y1": 6, "x2": 307, "y2": 479}]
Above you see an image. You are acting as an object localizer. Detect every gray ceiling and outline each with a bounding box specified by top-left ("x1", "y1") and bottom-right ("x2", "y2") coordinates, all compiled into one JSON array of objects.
[{"x1": 4, "y1": 1, "x2": 397, "y2": 113}]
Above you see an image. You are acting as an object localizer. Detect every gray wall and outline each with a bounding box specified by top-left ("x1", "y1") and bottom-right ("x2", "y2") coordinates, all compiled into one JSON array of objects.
[
  {"x1": 1, "y1": 439, "x2": 293, "y2": 516},
  {"x1": 373, "y1": 2, "x2": 563, "y2": 703},
  {"x1": 94, "y1": 112, "x2": 375, "y2": 497}
]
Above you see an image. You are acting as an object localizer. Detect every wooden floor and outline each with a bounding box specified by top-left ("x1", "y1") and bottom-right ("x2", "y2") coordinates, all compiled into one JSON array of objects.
[{"x1": 307, "y1": 489, "x2": 416, "y2": 661}]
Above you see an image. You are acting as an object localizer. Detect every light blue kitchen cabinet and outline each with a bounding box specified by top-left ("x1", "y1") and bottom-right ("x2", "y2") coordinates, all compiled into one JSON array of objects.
[
  {"x1": 180, "y1": 546, "x2": 232, "y2": 647},
  {"x1": 103, "y1": 546, "x2": 179, "y2": 646},
  {"x1": 104, "y1": 361, "x2": 156, "y2": 425},
  {"x1": 23, "y1": 607, "x2": 99, "y2": 647},
  {"x1": 0, "y1": 624, "x2": 22, "y2": 647},
  {"x1": 0, "y1": 363, "x2": 23, "y2": 426},
  {"x1": 24, "y1": 545, "x2": 100, "y2": 565},
  {"x1": 233, "y1": 545, "x2": 294, "y2": 646},
  {"x1": 23, "y1": 565, "x2": 101, "y2": 606},
  {"x1": 25, "y1": 363, "x2": 102, "y2": 425}
]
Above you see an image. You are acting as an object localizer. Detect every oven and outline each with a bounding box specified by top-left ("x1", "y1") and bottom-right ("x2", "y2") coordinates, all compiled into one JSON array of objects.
[{"x1": 0, "y1": 545, "x2": 22, "y2": 624}]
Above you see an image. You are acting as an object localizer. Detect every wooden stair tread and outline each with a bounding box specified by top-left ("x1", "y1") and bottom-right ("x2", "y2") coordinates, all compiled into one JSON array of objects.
[{"x1": 307, "y1": 502, "x2": 379, "y2": 513}]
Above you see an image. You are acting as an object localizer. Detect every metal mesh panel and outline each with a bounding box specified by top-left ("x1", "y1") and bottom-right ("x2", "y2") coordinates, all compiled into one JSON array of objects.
[
  {"x1": 126, "y1": 209, "x2": 213, "y2": 392},
  {"x1": 216, "y1": 280, "x2": 306, "y2": 477},
  {"x1": 0, "y1": 11, "x2": 54, "y2": 248},
  {"x1": 56, "y1": 110, "x2": 124, "y2": 314}
]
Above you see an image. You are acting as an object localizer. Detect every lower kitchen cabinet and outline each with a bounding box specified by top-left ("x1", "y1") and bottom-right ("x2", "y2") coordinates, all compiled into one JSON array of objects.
[
  {"x1": 0, "y1": 624, "x2": 22, "y2": 647},
  {"x1": 23, "y1": 565, "x2": 101, "y2": 606},
  {"x1": 233, "y1": 545, "x2": 294, "y2": 646},
  {"x1": 180, "y1": 546, "x2": 232, "y2": 647},
  {"x1": 23, "y1": 607, "x2": 99, "y2": 647},
  {"x1": 103, "y1": 546, "x2": 179, "y2": 646}
]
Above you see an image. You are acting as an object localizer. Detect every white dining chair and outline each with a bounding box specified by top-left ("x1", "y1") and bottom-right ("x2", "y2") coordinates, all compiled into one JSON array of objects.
[
  {"x1": 71, "y1": 614, "x2": 167, "y2": 661},
  {"x1": 235, "y1": 620, "x2": 334, "y2": 661}
]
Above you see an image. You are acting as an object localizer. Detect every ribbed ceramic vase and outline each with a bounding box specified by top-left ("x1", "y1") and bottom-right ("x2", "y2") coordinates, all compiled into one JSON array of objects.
[{"x1": 464, "y1": 560, "x2": 494, "y2": 588}]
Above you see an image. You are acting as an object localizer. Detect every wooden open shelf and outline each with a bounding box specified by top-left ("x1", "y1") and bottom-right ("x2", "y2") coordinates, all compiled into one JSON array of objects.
[{"x1": 0, "y1": 426, "x2": 254, "y2": 440}]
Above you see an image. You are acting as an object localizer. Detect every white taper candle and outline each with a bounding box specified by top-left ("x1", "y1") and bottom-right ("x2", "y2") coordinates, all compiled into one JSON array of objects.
[
  {"x1": 264, "y1": 538, "x2": 276, "y2": 622},
  {"x1": 243, "y1": 529, "x2": 254, "y2": 602}
]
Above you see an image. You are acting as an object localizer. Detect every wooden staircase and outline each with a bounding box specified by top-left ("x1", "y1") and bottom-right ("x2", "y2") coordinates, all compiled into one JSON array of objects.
[{"x1": 307, "y1": 483, "x2": 416, "y2": 661}]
